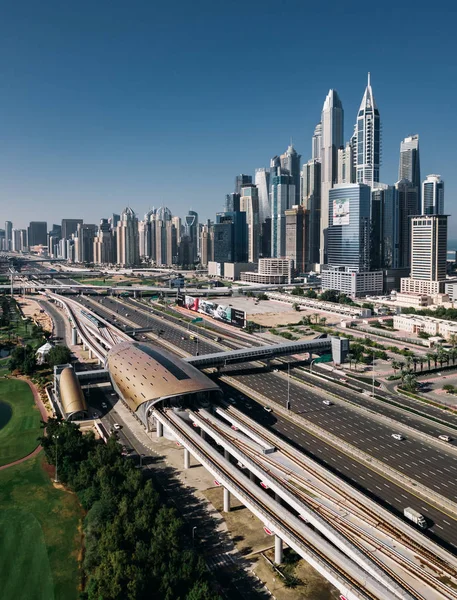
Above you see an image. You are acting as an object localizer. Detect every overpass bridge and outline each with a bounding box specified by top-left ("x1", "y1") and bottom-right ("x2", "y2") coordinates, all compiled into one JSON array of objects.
[{"x1": 184, "y1": 338, "x2": 345, "y2": 368}]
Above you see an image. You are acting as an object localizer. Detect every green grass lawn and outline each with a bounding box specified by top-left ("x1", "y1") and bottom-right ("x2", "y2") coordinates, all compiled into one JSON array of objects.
[
  {"x1": 0, "y1": 378, "x2": 42, "y2": 466},
  {"x1": 0, "y1": 456, "x2": 82, "y2": 600}
]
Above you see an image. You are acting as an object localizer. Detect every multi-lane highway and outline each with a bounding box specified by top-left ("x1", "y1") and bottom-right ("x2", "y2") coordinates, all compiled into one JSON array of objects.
[{"x1": 57, "y1": 292, "x2": 457, "y2": 550}]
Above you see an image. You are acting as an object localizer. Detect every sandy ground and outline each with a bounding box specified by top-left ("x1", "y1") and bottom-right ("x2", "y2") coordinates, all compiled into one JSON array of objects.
[
  {"x1": 18, "y1": 298, "x2": 53, "y2": 332},
  {"x1": 202, "y1": 487, "x2": 337, "y2": 600}
]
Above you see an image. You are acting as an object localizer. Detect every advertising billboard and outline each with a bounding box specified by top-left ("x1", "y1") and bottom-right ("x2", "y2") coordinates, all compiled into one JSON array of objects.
[
  {"x1": 231, "y1": 309, "x2": 246, "y2": 328},
  {"x1": 333, "y1": 197, "x2": 350, "y2": 226},
  {"x1": 184, "y1": 295, "x2": 199, "y2": 311},
  {"x1": 176, "y1": 293, "x2": 185, "y2": 307},
  {"x1": 198, "y1": 300, "x2": 217, "y2": 317},
  {"x1": 214, "y1": 304, "x2": 232, "y2": 323}
]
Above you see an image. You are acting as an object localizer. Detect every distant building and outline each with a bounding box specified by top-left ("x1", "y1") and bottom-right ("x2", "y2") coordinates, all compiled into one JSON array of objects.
[
  {"x1": 285, "y1": 205, "x2": 307, "y2": 274},
  {"x1": 4, "y1": 221, "x2": 12, "y2": 251},
  {"x1": 240, "y1": 184, "x2": 260, "y2": 263},
  {"x1": 254, "y1": 168, "x2": 271, "y2": 225},
  {"x1": 93, "y1": 219, "x2": 114, "y2": 264},
  {"x1": 200, "y1": 220, "x2": 213, "y2": 267},
  {"x1": 75, "y1": 223, "x2": 97, "y2": 263},
  {"x1": 61, "y1": 219, "x2": 83, "y2": 240},
  {"x1": 185, "y1": 211, "x2": 198, "y2": 262},
  {"x1": 240, "y1": 258, "x2": 293, "y2": 285},
  {"x1": 321, "y1": 266, "x2": 383, "y2": 297},
  {"x1": 355, "y1": 73, "x2": 381, "y2": 187},
  {"x1": 27, "y1": 221, "x2": 47, "y2": 247},
  {"x1": 401, "y1": 215, "x2": 448, "y2": 295},
  {"x1": 280, "y1": 144, "x2": 301, "y2": 206},
  {"x1": 396, "y1": 179, "x2": 420, "y2": 269},
  {"x1": 301, "y1": 159, "x2": 321, "y2": 267},
  {"x1": 312, "y1": 122, "x2": 322, "y2": 161},
  {"x1": 320, "y1": 89, "x2": 344, "y2": 264},
  {"x1": 399, "y1": 135, "x2": 421, "y2": 200},
  {"x1": 235, "y1": 174, "x2": 252, "y2": 195},
  {"x1": 422, "y1": 174, "x2": 444, "y2": 215},
  {"x1": 270, "y1": 172, "x2": 295, "y2": 258},
  {"x1": 213, "y1": 211, "x2": 247, "y2": 264},
  {"x1": 117, "y1": 207, "x2": 139, "y2": 267}
]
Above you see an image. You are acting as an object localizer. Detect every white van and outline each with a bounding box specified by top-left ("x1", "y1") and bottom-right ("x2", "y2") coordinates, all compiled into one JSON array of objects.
[
  {"x1": 438, "y1": 435, "x2": 452, "y2": 442},
  {"x1": 323, "y1": 400, "x2": 333, "y2": 406},
  {"x1": 391, "y1": 433, "x2": 404, "y2": 441}
]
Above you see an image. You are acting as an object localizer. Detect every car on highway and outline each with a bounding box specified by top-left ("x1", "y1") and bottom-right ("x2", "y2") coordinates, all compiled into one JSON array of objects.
[
  {"x1": 263, "y1": 406, "x2": 272, "y2": 413},
  {"x1": 391, "y1": 433, "x2": 404, "y2": 441},
  {"x1": 101, "y1": 402, "x2": 108, "y2": 409},
  {"x1": 113, "y1": 423, "x2": 122, "y2": 431},
  {"x1": 323, "y1": 400, "x2": 333, "y2": 406},
  {"x1": 227, "y1": 397, "x2": 237, "y2": 405},
  {"x1": 339, "y1": 378, "x2": 347, "y2": 383},
  {"x1": 438, "y1": 435, "x2": 452, "y2": 442}
]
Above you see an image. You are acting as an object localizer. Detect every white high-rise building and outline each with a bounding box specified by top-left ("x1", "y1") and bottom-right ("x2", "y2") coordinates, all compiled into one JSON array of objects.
[
  {"x1": 240, "y1": 184, "x2": 260, "y2": 263},
  {"x1": 422, "y1": 174, "x2": 444, "y2": 215},
  {"x1": 254, "y1": 168, "x2": 271, "y2": 224},
  {"x1": 401, "y1": 215, "x2": 448, "y2": 295},
  {"x1": 337, "y1": 139, "x2": 356, "y2": 184},
  {"x1": 355, "y1": 73, "x2": 381, "y2": 187},
  {"x1": 320, "y1": 89, "x2": 344, "y2": 264},
  {"x1": 117, "y1": 207, "x2": 139, "y2": 267}
]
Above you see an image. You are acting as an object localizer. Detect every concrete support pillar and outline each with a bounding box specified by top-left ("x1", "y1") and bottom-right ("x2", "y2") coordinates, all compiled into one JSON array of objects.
[
  {"x1": 275, "y1": 492, "x2": 281, "y2": 504},
  {"x1": 71, "y1": 327, "x2": 78, "y2": 345},
  {"x1": 201, "y1": 429, "x2": 206, "y2": 441},
  {"x1": 184, "y1": 448, "x2": 190, "y2": 469},
  {"x1": 250, "y1": 470, "x2": 256, "y2": 482},
  {"x1": 265, "y1": 358, "x2": 270, "y2": 369},
  {"x1": 224, "y1": 448, "x2": 230, "y2": 461},
  {"x1": 223, "y1": 487, "x2": 231, "y2": 512},
  {"x1": 274, "y1": 535, "x2": 283, "y2": 564},
  {"x1": 156, "y1": 420, "x2": 163, "y2": 438},
  {"x1": 88, "y1": 348, "x2": 93, "y2": 359}
]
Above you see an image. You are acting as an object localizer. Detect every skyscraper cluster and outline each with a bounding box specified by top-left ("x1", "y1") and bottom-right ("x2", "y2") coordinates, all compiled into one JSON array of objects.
[{"x1": 2, "y1": 74, "x2": 447, "y2": 297}]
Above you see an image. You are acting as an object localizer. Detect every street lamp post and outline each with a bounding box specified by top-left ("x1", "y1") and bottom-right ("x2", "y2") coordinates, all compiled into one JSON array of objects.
[
  {"x1": 139, "y1": 453, "x2": 145, "y2": 468},
  {"x1": 309, "y1": 358, "x2": 317, "y2": 374},
  {"x1": 192, "y1": 526, "x2": 197, "y2": 547}
]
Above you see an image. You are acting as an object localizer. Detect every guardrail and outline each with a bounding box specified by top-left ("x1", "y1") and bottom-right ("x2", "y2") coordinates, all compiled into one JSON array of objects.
[{"x1": 222, "y1": 376, "x2": 457, "y2": 519}]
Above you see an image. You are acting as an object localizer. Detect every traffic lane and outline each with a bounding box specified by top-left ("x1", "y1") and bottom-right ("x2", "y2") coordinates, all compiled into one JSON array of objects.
[
  {"x1": 80, "y1": 296, "x2": 220, "y2": 356},
  {"x1": 231, "y1": 369, "x2": 457, "y2": 501},
  {"x1": 314, "y1": 364, "x2": 457, "y2": 429},
  {"x1": 124, "y1": 298, "x2": 263, "y2": 349},
  {"x1": 224, "y1": 393, "x2": 457, "y2": 551},
  {"x1": 39, "y1": 300, "x2": 66, "y2": 343},
  {"x1": 291, "y1": 368, "x2": 457, "y2": 441}
]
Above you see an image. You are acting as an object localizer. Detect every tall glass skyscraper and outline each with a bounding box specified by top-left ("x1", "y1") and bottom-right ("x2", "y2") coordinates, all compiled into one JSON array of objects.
[
  {"x1": 355, "y1": 73, "x2": 381, "y2": 187},
  {"x1": 320, "y1": 89, "x2": 344, "y2": 264},
  {"x1": 399, "y1": 135, "x2": 421, "y2": 189},
  {"x1": 422, "y1": 174, "x2": 444, "y2": 215},
  {"x1": 327, "y1": 183, "x2": 371, "y2": 271},
  {"x1": 254, "y1": 168, "x2": 271, "y2": 224},
  {"x1": 270, "y1": 173, "x2": 295, "y2": 258}
]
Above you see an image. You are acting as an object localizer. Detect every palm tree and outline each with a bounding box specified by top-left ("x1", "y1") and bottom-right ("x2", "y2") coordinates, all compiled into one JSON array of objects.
[
  {"x1": 426, "y1": 353, "x2": 435, "y2": 370},
  {"x1": 403, "y1": 373, "x2": 418, "y2": 393},
  {"x1": 449, "y1": 334, "x2": 457, "y2": 349},
  {"x1": 417, "y1": 356, "x2": 425, "y2": 372},
  {"x1": 346, "y1": 353, "x2": 354, "y2": 370},
  {"x1": 412, "y1": 356, "x2": 418, "y2": 372},
  {"x1": 391, "y1": 360, "x2": 400, "y2": 376},
  {"x1": 320, "y1": 317, "x2": 327, "y2": 326},
  {"x1": 450, "y1": 349, "x2": 457, "y2": 366}
]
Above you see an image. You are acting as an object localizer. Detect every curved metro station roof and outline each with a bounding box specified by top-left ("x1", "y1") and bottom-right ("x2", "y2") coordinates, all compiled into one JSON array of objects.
[
  {"x1": 60, "y1": 367, "x2": 88, "y2": 417},
  {"x1": 107, "y1": 341, "x2": 220, "y2": 414}
]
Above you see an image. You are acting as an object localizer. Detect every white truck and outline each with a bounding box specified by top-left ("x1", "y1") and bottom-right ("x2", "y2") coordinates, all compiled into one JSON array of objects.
[{"x1": 404, "y1": 507, "x2": 427, "y2": 529}]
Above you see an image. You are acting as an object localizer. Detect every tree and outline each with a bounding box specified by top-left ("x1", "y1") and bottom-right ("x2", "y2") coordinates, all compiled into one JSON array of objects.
[
  {"x1": 403, "y1": 373, "x2": 418, "y2": 393},
  {"x1": 391, "y1": 360, "x2": 400, "y2": 376},
  {"x1": 47, "y1": 345, "x2": 72, "y2": 367},
  {"x1": 305, "y1": 289, "x2": 317, "y2": 299},
  {"x1": 346, "y1": 353, "x2": 353, "y2": 370},
  {"x1": 417, "y1": 356, "x2": 425, "y2": 372},
  {"x1": 449, "y1": 334, "x2": 457, "y2": 349},
  {"x1": 443, "y1": 384, "x2": 456, "y2": 394},
  {"x1": 320, "y1": 317, "x2": 327, "y2": 326},
  {"x1": 8, "y1": 344, "x2": 37, "y2": 375},
  {"x1": 319, "y1": 289, "x2": 339, "y2": 303}
]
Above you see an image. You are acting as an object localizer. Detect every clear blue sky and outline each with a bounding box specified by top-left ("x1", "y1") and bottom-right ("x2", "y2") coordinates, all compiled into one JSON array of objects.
[{"x1": 1, "y1": 0, "x2": 456, "y2": 233}]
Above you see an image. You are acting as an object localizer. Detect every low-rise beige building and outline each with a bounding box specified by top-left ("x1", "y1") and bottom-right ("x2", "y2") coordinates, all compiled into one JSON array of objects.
[{"x1": 393, "y1": 314, "x2": 457, "y2": 340}]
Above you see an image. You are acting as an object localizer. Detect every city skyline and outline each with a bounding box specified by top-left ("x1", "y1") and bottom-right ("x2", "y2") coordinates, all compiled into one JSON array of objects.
[{"x1": 0, "y1": 1, "x2": 456, "y2": 232}]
